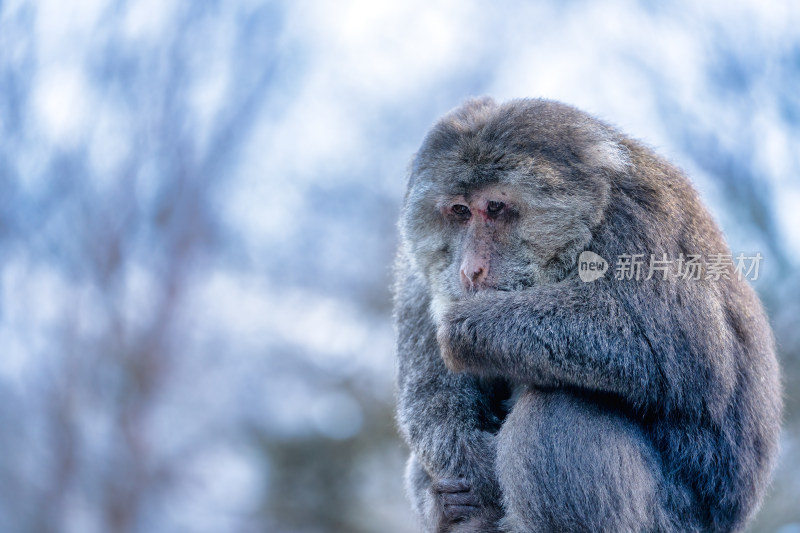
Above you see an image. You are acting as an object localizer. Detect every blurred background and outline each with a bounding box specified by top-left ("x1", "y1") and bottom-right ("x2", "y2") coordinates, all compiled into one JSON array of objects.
[{"x1": 0, "y1": 0, "x2": 798, "y2": 532}]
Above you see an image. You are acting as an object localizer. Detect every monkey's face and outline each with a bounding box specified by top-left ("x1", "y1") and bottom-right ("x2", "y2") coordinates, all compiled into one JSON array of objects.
[{"x1": 401, "y1": 162, "x2": 603, "y2": 319}]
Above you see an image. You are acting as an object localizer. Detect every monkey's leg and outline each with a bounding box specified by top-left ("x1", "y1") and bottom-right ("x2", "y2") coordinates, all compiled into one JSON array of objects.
[
  {"x1": 405, "y1": 454, "x2": 503, "y2": 533},
  {"x1": 496, "y1": 390, "x2": 669, "y2": 533}
]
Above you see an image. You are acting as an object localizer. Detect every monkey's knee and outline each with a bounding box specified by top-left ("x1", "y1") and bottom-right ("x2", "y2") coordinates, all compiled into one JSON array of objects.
[{"x1": 497, "y1": 391, "x2": 663, "y2": 533}]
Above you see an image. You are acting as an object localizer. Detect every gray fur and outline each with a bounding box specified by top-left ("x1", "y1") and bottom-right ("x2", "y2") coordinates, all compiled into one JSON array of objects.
[{"x1": 394, "y1": 98, "x2": 782, "y2": 533}]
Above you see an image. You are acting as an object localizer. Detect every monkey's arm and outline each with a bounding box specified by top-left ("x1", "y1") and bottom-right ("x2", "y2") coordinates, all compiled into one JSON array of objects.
[
  {"x1": 396, "y1": 268, "x2": 504, "y2": 524},
  {"x1": 396, "y1": 324, "x2": 501, "y2": 483},
  {"x1": 438, "y1": 280, "x2": 734, "y2": 415}
]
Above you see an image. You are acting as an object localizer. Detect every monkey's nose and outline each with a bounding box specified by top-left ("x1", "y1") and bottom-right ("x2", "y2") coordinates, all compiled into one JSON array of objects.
[{"x1": 460, "y1": 265, "x2": 488, "y2": 290}]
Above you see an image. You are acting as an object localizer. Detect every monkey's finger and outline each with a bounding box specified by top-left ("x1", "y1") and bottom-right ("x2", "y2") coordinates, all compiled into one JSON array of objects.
[
  {"x1": 433, "y1": 478, "x2": 471, "y2": 493},
  {"x1": 440, "y1": 491, "x2": 478, "y2": 506},
  {"x1": 442, "y1": 504, "x2": 479, "y2": 521}
]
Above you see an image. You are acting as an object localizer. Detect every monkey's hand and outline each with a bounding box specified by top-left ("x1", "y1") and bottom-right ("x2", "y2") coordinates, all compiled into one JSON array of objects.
[
  {"x1": 423, "y1": 430, "x2": 504, "y2": 531},
  {"x1": 436, "y1": 320, "x2": 457, "y2": 372},
  {"x1": 433, "y1": 478, "x2": 480, "y2": 523},
  {"x1": 436, "y1": 298, "x2": 483, "y2": 373},
  {"x1": 433, "y1": 475, "x2": 503, "y2": 533}
]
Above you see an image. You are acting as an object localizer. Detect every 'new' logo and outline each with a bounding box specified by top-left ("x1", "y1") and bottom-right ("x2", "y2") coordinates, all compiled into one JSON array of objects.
[{"x1": 578, "y1": 251, "x2": 608, "y2": 282}]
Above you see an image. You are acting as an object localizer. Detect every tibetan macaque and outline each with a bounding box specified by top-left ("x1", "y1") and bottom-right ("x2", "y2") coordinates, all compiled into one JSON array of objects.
[{"x1": 394, "y1": 97, "x2": 781, "y2": 533}]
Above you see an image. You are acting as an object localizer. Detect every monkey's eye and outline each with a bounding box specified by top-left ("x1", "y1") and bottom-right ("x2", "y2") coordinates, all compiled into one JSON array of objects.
[
  {"x1": 487, "y1": 201, "x2": 505, "y2": 214},
  {"x1": 451, "y1": 204, "x2": 470, "y2": 216}
]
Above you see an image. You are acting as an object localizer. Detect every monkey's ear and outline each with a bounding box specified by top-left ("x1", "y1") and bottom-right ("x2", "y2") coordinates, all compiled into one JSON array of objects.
[{"x1": 578, "y1": 127, "x2": 630, "y2": 174}]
